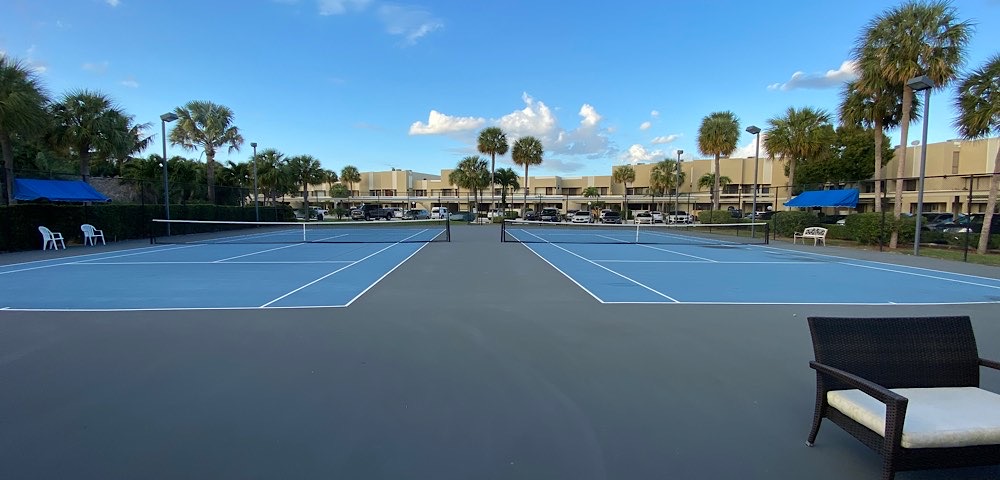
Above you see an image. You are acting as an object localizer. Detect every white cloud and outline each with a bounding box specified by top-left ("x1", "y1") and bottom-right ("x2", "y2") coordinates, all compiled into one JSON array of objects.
[
  {"x1": 377, "y1": 4, "x2": 443, "y2": 45},
  {"x1": 409, "y1": 110, "x2": 485, "y2": 135},
  {"x1": 731, "y1": 135, "x2": 770, "y2": 158},
  {"x1": 318, "y1": 0, "x2": 370, "y2": 15},
  {"x1": 497, "y1": 92, "x2": 558, "y2": 139},
  {"x1": 579, "y1": 104, "x2": 601, "y2": 127},
  {"x1": 106, "y1": 0, "x2": 120, "y2": 6},
  {"x1": 120, "y1": 77, "x2": 139, "y2": 88},
  {"x1": 650, "y1": 110, "x2": 660, "y2": 118},
  {"x1": 82, "y1": 61, "x2": 109, "y2": 74},
  {"x1": 620, "y1": 144, "x2": 664, "y2": 165},
  {"x1": 639, "y1": 121, "x2": 651, "y2": 131},
  {"x1": 23, "y1": 45, "x2": 48, "y2": 74},
  {"x1": 768, "y1": 60, "x2": 857, "y2": 91},
  {"x1": 651, "y1": 134, "x2": 680, "y2": 144}
]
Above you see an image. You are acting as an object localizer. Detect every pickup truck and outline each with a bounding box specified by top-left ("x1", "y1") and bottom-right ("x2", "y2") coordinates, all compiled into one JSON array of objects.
[{"x1": 350, "y1": 204, "x2": 395, "y2": 221}]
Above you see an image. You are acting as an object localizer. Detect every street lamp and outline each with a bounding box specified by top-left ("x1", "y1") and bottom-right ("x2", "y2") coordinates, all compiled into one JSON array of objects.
[
  {"x1": 675, "y1": 150, "x2": 683, "y2": 221},
  {"x1": 907, "y1": 75, "x2": 934, "y2": 255},
  {"x1": 160, "y1": 112, "x2": 179, "y2": 234},
  {"x1": 746, "y1": 125, "x2": 761, "y2": 236},
  {"x1": 250, "y1": 142, "x2": 259, "y2": 222}
]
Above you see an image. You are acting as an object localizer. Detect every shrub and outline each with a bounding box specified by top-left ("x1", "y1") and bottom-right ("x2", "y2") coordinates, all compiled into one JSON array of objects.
[
  {"x1": 825, "y1": 224, "x2": 850, "y2": 241},
  {"x1": 844, "y1": 212, "x2": 895, "y2": 245},
  {"x1": 698, "y1": 210, "x2": 736, "y2": 224},
  {"x1": 772, "y1": 211, "x2": 820, "y2": 237}
]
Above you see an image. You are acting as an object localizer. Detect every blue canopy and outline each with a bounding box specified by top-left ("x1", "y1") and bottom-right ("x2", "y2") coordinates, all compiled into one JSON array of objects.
[
  {"x1": 784, "y1": 189, "x2": 859, "y2": 208},
  {"x1": 14, "y1": 179, "x2": 111, "y2": 202}
]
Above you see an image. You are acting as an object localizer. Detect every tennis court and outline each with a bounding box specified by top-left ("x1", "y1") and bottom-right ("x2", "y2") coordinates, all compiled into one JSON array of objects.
[
  {"x1": 0, "y1": 219, "x2": 449, "y2": 310},
  {"x1": 503, "y1": 220, "x2": 1000, "y2": 305}
]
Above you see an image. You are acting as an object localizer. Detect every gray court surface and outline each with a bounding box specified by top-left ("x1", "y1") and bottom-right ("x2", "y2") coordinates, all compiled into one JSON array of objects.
[{"x1": 1, "y1": 226, "x2": 998, "y2": 479}]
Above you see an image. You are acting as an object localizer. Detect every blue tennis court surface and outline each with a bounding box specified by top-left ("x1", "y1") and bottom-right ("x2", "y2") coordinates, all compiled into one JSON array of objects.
[
  {"x1": 517, "y1": 241, "x2": 1000, "y2": 305},
  {"x1": 0, "y1": 241, "x2": 428, "y2": 310}
]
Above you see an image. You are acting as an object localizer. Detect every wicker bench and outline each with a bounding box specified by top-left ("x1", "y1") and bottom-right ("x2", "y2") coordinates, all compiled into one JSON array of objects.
[
  {"x1": 793, "y1": 226, "x2": 827, "y2": 245},
  {"x1": 807, "y1": 316, "x2": 1000, "y2": 480}
]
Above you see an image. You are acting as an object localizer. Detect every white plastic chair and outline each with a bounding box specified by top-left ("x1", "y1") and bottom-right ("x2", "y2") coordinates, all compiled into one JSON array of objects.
[
  {"x1": 38, "y1": 226, "x2": 66, "y2": 250},
  {"x1": 81, "y1": 224, "x2": 106, "y2": 246}
]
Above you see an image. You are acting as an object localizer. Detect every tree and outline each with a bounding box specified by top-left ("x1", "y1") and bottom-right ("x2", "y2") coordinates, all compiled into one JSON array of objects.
[
  {"x1": 477, "y1": 127, "x2": 508, "y2": 210},
  {"x1": 794, "y1": 126, "x2": 894, "y2": 187},
  {"x1": 839, "y1": 80, "x2": 916, "y2": 212},
  {"x1": 494, "y1": 167, "x2": 519, "y2": 210},
  {"x1": 285, "y1": 155, "x2": 325, "y2": 216},
  {"x1": 329, "y1": 183, "x2": 350, "y2": 218},
  {"x1": 256, "y1": 148, "x2": 290, "y2": 205},
  {"x1": 612, "y1": 164, "x2": 636, "y2": 219},
  {"x1": 49, "y1": 90, "x2": 131, "y2": 183},
  {"x1": 511, "y1": 136, "x2": 544, "y2": 215},
  {"x1": 582, "y1": 186, "x2": 604, "y2": 214},
  {"x1": 449, "y1": 156, "x2": 489, "y2": 214},
  {"x1": 0, "y1": 55, "x2": 49, "y2": 204},
  {"x1": 169, "y1": 100, "x2": 244, "y2": 204},
  {"x1": 763, "y1": 107, "x2": 833, "y2": 198},
  {"x1": 650, "y1": 159, "x2": 684, "y2": 211},
  {"x1": 340, "y1": 165, "x2": 361, "y2": 201},
  {"x1": 855, "y1": 0, "x2": 972, "y2": 247},
  {"x1": 698, "y1": 173, "x2": 731, "y2": 199},
  {"x1": 954, "y1": 54, "x2": 1000, "y2": 254},
  {"x1": 697, "y1": 111, "x2": 740, "y2": 210}
]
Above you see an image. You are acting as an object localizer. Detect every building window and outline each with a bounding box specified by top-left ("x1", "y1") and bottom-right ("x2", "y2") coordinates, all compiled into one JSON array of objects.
[
  {"x1": 760, "y1": 187, "x2": 770, "y2": 194},
  {"x1": 562, "y1": 188, "x2": 579, "y2": 195},
  {"x1": 598, "y1": 187, "x2": 608, "y2": 195},
  {"x1": 723, "y1": 185, "x2": 740, "y2": 194},
  {"x1": 414, "y1": 189, "x2": 427, "y2": 197},
  {"x1": 952, "y1": 151, "x2": 960, "y2": 174},
  {"x1": 903, "y1": 179, "x2": 917, "y2": 191},
  {"x1": 383, "y1": 189, "x2": 396, "y2": 196}
]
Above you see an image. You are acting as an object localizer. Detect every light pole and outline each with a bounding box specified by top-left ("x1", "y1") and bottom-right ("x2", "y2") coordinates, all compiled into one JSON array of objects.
[
  {"x1": 746, "y1": 125, "x2": 761, "y2": 236},
  {"x1": 160, "y1": 112, "x2": 179, "y2": 234},
  {"x1": 907, "y1": 75, "x2": 934, "y2": 256},
  {"x1": 250, "y1": 142, "x2": 259, "y2": 222},
  {"x1": 674, "y1": 150, "x2": 683, "y2": 221}
]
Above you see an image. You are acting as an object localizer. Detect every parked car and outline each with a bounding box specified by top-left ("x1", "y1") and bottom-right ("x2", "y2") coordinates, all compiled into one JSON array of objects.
[
  {"x1": 923, "y1": 213, "x2": 967, "y2": 231},
  {"x1": 666, "y1": 210, "x2": 692, "y2": 223},
  {"x1": 523, "y1": 210, "x2": 539, "y2": 221},
  {"x1": 635, "y1": 211, "x2": 653, "y2": 224},
  {"x1": 600, "y1": 211, "x2": 622, "y2": 224},
  {"x1": 650, "y1": 211, "x2": 664, "y2": 223},
  {"x1": 431, "y1": 206, "x2": 449, "y2": 219},
  {"x1": 403, "y1": 209, "x2": 430, "y2": 220},
  {"x1": 571, "y1": 211, "x2": 593, "y2": 223},
  {"x1": 387, "y1": 207, "x2": 404, "y2": 219},
  {"x1": 350, "y1": 204, "x2": 394, "y2": 221},
  {"x1": 941, "y1": 213, "x2": 999, "y2": 234},
  {"x1": 539, "y1": 208, "x2": 561, "y2": 222}
]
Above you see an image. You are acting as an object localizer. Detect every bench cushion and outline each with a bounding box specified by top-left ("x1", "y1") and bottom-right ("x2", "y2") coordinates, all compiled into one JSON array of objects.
[{"x1": 828, "y1": 387, "x2": 1000, "y2": 448}]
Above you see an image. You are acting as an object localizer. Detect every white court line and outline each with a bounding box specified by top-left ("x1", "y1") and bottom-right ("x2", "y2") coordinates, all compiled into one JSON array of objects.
[
  {"x1": 840, "y1": 262, "x2": 1000, "y2": 290},
  {"x1": 635, "y1": 244, "x2": 719, "y2": 262},
  {"x1": 516, "y1": 229, "x2": 679, "y2": 302},
  {"x1": 597, "y1": 300, "x2": 1000, "y2": 306},
  {"x1": 0, "y1": 244, "x2": 175, "y2": 269},
  {"x1": 68, "y1": 261, "x2": 356, "y2": 265},
  {"x1": 0, "y1": 244, "x2": 201, "y2": 276},
  {"x1": 343, "y1": 241, "x2": 432, "y2": 307},
  {"x1": 507, "y1": 231, "x2": 606, "y2": 304},
  {"x1": 260, "y1": 229, "x2": 429, "y2": 308},
  {"x1": 592, "y1": 259, "x2": 820, "y2": 264}
]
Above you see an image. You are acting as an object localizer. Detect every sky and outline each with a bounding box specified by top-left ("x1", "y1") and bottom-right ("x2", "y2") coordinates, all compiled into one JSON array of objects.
[{"x1": 4, "y1": 0, "x2": 999, "y2": 177}]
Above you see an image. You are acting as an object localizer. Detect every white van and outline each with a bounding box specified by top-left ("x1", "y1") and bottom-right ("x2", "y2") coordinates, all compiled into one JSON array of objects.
[{"x1": 431, "y1": 207, "x2": 449, "y2": 219}]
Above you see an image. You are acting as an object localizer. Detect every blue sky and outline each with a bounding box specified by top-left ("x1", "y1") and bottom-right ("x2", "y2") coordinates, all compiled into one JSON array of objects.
[{"x1": 4, "y1": 0, "x2": 999, "y2": 177}]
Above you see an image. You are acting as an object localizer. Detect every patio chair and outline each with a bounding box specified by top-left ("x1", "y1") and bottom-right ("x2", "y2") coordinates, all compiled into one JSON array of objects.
[
  {"x1": 806, "y1": 316, "x2": 1000, "y2": 480},
  {"x1": 38, "y1": 226, "x2": 66, "y2": 250},
  {"x1": 81, "y1": 223, "x2": 105, "y2": 246}
]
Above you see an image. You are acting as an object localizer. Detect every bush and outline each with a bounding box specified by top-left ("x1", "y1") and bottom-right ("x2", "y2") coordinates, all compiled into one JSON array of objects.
[
  {"x1": 698, "y1": 210, "x2": 736, "y2": 224},
  {"x1": 825, "y1": 224, "x2": 851, "y2": 241},
  {"x1": 844, "y1": 212, "x2": 894, "y2": 245},
  {"x1": 772, "y1": 211, "x2": 820, "y2": 237}
]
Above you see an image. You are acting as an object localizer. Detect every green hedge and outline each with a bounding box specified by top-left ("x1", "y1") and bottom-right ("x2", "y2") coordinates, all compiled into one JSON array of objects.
[
  {"x1": 698, "y1": 210, "x2": 737, "y2": 224},
  {"x1": 841, "y1": 212, "x2": 916, "y2": 245},
  {"x1": 0, "y1": 203, "x2": 293, "y2": 252},
  {"x1": 772, "y1": 211, "x2": 821, "y2": 237}
]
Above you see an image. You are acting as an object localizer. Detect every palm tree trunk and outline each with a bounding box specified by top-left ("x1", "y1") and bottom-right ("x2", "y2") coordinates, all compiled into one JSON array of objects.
[
  {"x1": 490, "y1": 153, "x2": 496, "y2": 212},
  {"x1": 977, "y1": 148, "x2": 1000, "y2": 254},
  {"x1": 206, "y1": 154, "x2": 217, "y2": 204},
  {"x1": 80, "y1": 146, "x2": 92, "y2": 183},
  {"x1": 1, "y1": 131, "x2": 16, "y2": 205},
  {"x1": 713, "y1": 154, "x2": 721, "y2": 210},
  {"x1": 891, "y1": 85, "x2": 913, "y2": 248},
  {"x1": 302, "y1": 181, "x2": 309, "y2": 215},
  {"x1": 873, "y1": 117, "x2": 884, "y2": 213},
  {"x1": 788, "y1": 157, "x2": 797, "y2": 201},
  {"x1": 523, "y1": 165, "x2": 529, "y2": 216}
]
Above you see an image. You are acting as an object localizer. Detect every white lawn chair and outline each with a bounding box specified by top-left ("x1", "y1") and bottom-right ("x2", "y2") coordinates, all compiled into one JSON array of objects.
[
  {"x1": 81, "y1": 224, "x2": 106, "y2": 246},
  {"x1": 38, "y1": 226, "x2": 66, "y2": 250}
]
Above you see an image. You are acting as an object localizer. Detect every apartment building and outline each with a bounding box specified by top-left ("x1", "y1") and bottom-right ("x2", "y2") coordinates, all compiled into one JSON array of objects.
[{"x1": 290, "y1": 137, "x2": 999, "y2": 217}]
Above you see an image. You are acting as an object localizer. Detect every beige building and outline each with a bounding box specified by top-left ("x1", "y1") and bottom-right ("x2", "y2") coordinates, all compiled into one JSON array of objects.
[{"x1": 289, "y1": 137, "x2": 999, "y2": 217}]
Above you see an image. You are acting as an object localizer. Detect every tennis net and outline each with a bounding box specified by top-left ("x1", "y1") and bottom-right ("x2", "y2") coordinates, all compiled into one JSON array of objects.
[
  {"x1": 151, "y1": 218, "x2": 450, "y2": 244},
  {"x1": 501, "y1": 220, "x2": 768, "y2": 245}
]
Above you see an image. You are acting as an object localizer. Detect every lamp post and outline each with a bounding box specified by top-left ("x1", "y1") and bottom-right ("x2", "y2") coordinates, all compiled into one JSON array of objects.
[
  {"x1": 160, "y1": 112, "x2": 179, "y2": 234},
  {"x1": 746, "y1": 125, "x2": 761, "y2": 236},
  {"x1": 675, "y1": 150, "x2": 683, "y2": 221},
  {"x1": 907, "y1": 75, "x2": 934, "y2": 256},
  {"x1": 250, "y1": 142, "x2": 259, "y2": 222}
]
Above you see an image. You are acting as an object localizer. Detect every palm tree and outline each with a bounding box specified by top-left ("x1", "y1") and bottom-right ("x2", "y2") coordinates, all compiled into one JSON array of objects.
[
  {"x1": 650, "y1": 159, "x2": 684, "y2": 211},
  {"x1": 286, "y1": 155, "x2": 325, "y2": 216},
  {"x1": 511, "y1": 136, "x2": 544, "y2": 215},
  {"x1": 698, "y1": 173, "x2": 732, "y2": 196},
  {"x1": 612, "y1": 164, "x2": 636, "y2": 219},
  {"x1": 448, "y1": 156, "x2": 489, "y2": 214},
  {"x1": 763, "y1": 107, "x2": 834, "y2": 201},
  {"x1": 954, "y1": 54, "x2": 1000, "y2": 254},
  {"x1": 839, "y1": 80, "x2": 917, "y2": 212},
  {"x1": 477, "y1": 127, "x2": 508, "y2": 210},
  {"x1": 855, "y1": 1, "x2": 972, "y2": 247},
  {"x1": 49, "y1": 89, "x2": 130, "y2": 183},
  {"x1": 494, "y1": 167, "x2": 519, "y2": 211},
  {"x1": 256, "y1": 148, "x2": 289, "y2": 205},
  {"x1": 697, "y1": 111, "x2": 740, "y2": 210},
  {"x1": 582, "y1": 186, "x2": 603, "y2": 217},
  {"x1": 340, "y1": 165, "x2": 361, "y2": 202},
  {"x1": 169, "y1": 100, "x2": 244, "y2": 204},
  {"x1": 0, "y1": 55, "x2": 49, "y2": 204}
]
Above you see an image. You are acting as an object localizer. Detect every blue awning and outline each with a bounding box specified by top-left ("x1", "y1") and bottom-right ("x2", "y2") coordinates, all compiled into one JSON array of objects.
[
  {"x1": 14, "y1": 179, "x2": 111, "y2": 202},
  {"x1": 784, "y1": 189, "x2": 859, "y2": 208}
]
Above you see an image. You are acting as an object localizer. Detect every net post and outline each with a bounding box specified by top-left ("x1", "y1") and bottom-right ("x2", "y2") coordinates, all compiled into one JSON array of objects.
[
  {"x1": 634, "y1": 222, "x2": 640, "y2": 243},
  {"x1": 764, "y1": 222, "x2": 770, "y2": 245},
  {"x1": 445, "y1": 216, "x2": 451, "y2": 242},
  {"x1": 501, "y1": 219, "x2": 506, "y2": 242},
  {"x1": 302, "y1": 223, "x2": 307, "y2": 242}
]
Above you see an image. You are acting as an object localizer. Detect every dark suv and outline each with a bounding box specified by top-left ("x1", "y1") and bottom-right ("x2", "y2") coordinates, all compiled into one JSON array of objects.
[
  {"x1": 539, "y1": 208, "x2": 561, "y2": 222},
  {"x1": 600, "y1": 211, "x2": 622, "y2": 224}
]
